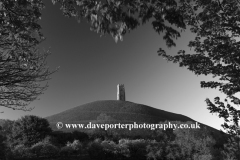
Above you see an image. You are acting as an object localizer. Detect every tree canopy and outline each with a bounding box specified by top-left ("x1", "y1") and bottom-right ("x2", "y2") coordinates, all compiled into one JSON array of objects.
[
  {"x1": 0, "y1": 0, "x2": 55, "y2": 111},
  {"x1": 159, "y1": 0, "x2": 240, "y2": 137},
  {"x1": 52, "y1": 0, "x2": 186, "y2": 46},
  {"x1": 7, "y1": 115, "x2": 52, "y2": 147}
]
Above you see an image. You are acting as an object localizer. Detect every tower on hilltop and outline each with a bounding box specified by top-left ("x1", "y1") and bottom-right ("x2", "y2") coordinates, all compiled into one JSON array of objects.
[{"x1": 117, "y1": 84, "x2": 125, "y2": 101}]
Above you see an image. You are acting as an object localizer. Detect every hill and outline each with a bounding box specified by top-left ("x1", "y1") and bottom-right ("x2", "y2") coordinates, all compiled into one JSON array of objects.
[
  {"x1": 46, "y1": 100, "x2": 221, "y2": 133},
  {"x1": 46, "y1": 100, "x2": 194, "y2": 123}
]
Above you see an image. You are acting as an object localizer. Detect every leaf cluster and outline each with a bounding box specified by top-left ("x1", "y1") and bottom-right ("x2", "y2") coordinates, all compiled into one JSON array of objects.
[
  {"x1": 0, "y1": 0, "x2": 55, "y2": 110},
  {"x1": 7, "y1": 115, "x2": 52, "y2": 147},
  {"x1": 53, "y1": 0, "x2": 186, "y2": 47}
]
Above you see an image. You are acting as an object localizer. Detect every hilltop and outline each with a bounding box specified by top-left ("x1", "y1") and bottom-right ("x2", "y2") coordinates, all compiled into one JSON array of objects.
[
  {"x1": 46, "y1": 100, "x2": 194, "y2": 123},
  {"x1": 45, "y1": 100, "x2": 221, "y2": 133}
]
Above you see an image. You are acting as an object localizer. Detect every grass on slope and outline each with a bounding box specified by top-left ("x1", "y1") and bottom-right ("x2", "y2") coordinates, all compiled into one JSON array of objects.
[{"x1": 46, "y1": 100, "x2": 194, "y2": 124}]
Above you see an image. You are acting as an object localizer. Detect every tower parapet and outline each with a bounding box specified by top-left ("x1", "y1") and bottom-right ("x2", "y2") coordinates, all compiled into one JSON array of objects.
[{"x1": 117, "y1": 84, "x2": 125, "y2": 101}]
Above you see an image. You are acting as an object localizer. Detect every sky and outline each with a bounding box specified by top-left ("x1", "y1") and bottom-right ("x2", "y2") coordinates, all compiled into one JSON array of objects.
[{"x1": 0, "y1": 0, "x2": 228, "y2": 130}]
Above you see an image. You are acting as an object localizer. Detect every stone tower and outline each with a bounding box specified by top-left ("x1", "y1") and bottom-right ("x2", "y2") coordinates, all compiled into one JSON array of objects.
[{"x1": 117, "y1": 84, "x2": 125, "y2": 101}]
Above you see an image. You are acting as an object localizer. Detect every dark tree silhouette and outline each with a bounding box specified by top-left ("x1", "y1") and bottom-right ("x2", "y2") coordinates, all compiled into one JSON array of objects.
[
  {"x1": 52, "y1": 0, "x2": 186, "y2": 46},
  {"x1": 0, "y1": 0, "x2": 55, "y2": 111},
  {"x1": 7, "y1": 115, "x2": 52, "y2": 147},
  {"x1": 158, "y1": 1, "x2": 240, "y2": 158}
]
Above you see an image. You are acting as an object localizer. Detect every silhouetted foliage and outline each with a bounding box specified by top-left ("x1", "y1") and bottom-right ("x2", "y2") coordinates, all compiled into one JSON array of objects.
[
  {"x1": 51, "y1": 131, "x2": 74, "y2": 146},
  {"x1": 8, "y1": 115, "x2": 52, "y2": 147},
  {"x1": 53, "y1": 0, "x2": 186, "y2": 48},
  {"x1": 51, "y1": 130, "x2": 89, "y2": 147},
  {"x1": 146, "y1": 141, "x2": 183, "y2": 160},
  {"x1": 11, "y1": 144, "x2": 35, "y2": 159},
  {"x1": 0, "y1": 128, "x2": 6, "y2": 159},
  {"x1": 71, "y1": 130, "x2": 89, "y2": 142},
  {"x1": 31, "y1": 140, "x2": 59, "y2": 158},
  {"x1": 173, "y1": 123, "x2": 216, "y2": 159},
  {"x1": 0, "y1": 119, "x2": 14, "y2": 137},
  {"x1": 87, "y1": 139, "x2": 105, "y2": 160},
  {"x1": 60, "y1": 146, "x2": 75, "y2": 157},
  {"x1": 145, "y1": 121, "x2": 225, "y2": 160},
  {"x1": 0, "y1": 0, "x2": 56, "y2": 111},
  {"x1": 88, "y1": 138, "x2": 149, "y2": 160},
  {"x1": 122, "y1": 139, "x2": 148, "y2": 160},
  {"x1": 221, "y1": 135, "x2": 240, "y2": 160},
  {"x1": 158, "y1": 1, "x2": 240, "y2": 158},
  {"x1": 66, "y1": 139, "x2": 83, "y2": 155}
]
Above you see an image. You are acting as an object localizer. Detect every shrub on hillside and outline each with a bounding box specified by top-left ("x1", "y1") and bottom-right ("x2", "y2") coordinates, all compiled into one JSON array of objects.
[
  {"x1": 51, "y1": 130, "x2": 89, "y2": 147},
  {"x1": 173, "y1": 125, "x2": 216, "y2": 159},
  {"x1": 87, "y1": 140, "x2": 105, "y2": 160},
  {"x1": 66, "y1": 139, "x2": 83, "y2": 155},
  {"x1": 5, "y1": 148, "x2": 14, "y2": 160},
  {"x1": 87, "y1": 139, "x2": 132, "y2": 160},
  {"x1": 88, "y1": 128, "x2": 106, "y2": 141},
  {"x1": 31, "y1": 141, "x2": 59, "y2": 158},
  {"x1": 146, "y1": 141, "x2": 183, "y2": 160},
  {"x1": 117, "y1": 140, "x2": 130, "y2": 158},
  {"x1": 101, "y1": 140, "x2": 119, "y2": 159},
  {"x1": 87, "y1": 138, "x2": 150, "y2": 160},
  {"x1": 31, "y1": 142, "x2": 44, "y2": 157},
  {"x1": 8, "y1": 115, "x2": 52, "y2": 147},
  {"x1": 40, "y1": 143, "x2": 59, "y2": 158},
  {"x1": 60, "y1": 146, "x2": 75, "y2": 157},
  {"x1": 51, "y1": 131, "x2": 73, "y2": 146},
  {"x1": 0, "y1": 131, "x2": 7, "y2": 159},
  {"x1": 42, "y1": 135, "x2": 60, "y2": 147},
  {"x1": 71, "y1": 130, "x2": 89, "y2": 142},
  {"x1": 102, "y1": 140, "x2": 131, "y2": 159},
  {"x1": 120, "y1": 139, "x2": 149, "y2": 160},
  {"x1": 12, "y1": 144, "x2": 35, "y2": 159}
]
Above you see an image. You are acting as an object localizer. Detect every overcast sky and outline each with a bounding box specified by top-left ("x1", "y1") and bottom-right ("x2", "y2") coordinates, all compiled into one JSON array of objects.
[{"x1": 1, "y1": 1, "x2": 228, "y2": 130}]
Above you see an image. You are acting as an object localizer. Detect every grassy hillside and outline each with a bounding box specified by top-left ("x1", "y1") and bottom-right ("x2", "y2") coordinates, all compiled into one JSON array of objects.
[
  {"x1": 46, "y1": 100, "x2": 194, "y2": 123},
  {"x1": 46, "y1": 100, "x2": 219, "y2": 132}
]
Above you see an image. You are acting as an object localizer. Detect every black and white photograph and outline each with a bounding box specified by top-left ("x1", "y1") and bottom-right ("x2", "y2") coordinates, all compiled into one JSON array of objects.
[{"x1": 0, "y1": 0, "x2": 240, "y2": 159}]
